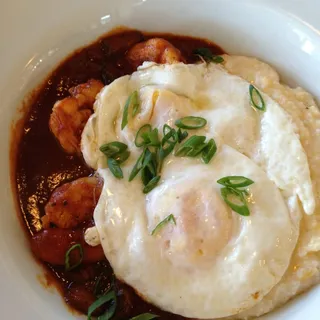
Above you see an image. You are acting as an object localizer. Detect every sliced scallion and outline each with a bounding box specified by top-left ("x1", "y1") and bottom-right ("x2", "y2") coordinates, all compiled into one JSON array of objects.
[
  {"x1": 175, "y1": 135, "x2": 206, "y2": 157},
  {"x1": 220, "y1": 187, "x2": 250, "y2": 216},
  {"x1": 151, "y1": 214, "x2": 176, "y2": 236},
  {"x1": 157, "y1": 125, "x2": 178, "y2": 169},
  {"x1": 147, "y1": 128, "x2": 161, "y2": 147},
  {"x1": 217, "y1": 176, "x2": 254, "y2": 188},
  {"x1": 135, "y1": 124, "x2": 152, "y2": 147},
  {"x1": 141, "y1": 166, "x2": 154, "y2": 186},
  {"x1": 129, "y1": 149, "x2": 146, "y2": 181},
  {"x1": 193, "y1": 48, "x2": 224, "y2": 63},
  {"x1": 107, "y1": 158, "x2": 123, "y2": 179},
  {"x1": 99, "y1": 141, "x2": 128, "y2": 158},
  {"x1": 87, "y1": 289, "x2": 116, "y2": 320},
  {"x1": 65, "y1": 244, "x2": 83, "y2": 272},
  {"x1": 177, "y1": 128, "x2": 188, "y2": 142},
  {"x1": 143, "y1": 175, "x2": 161, "y2": 194},
  {"x1": 132, "y1": 91, "x2": 140, "y2": 117},
  {"x1": 121, "y1": 91, "x2": 140, "y2": 129},
  {"x1": 130, "y1": 313, "x2": 159, "y2": 320},
  {"x1": 175, "y1": 116, "x2": 207, "y2": 130},
  {"x1": 93, "y1": 274, "x2": 103, "y2": 296},
  {"x1": 202, "y1": 138, "x2": 217, "y2": 164},
  {"x1": 249, "y1": 84, "x2": 266, "y2": 112},
  {"x1": 113, "y1": 150, "x2": 130, "y2": 164}
]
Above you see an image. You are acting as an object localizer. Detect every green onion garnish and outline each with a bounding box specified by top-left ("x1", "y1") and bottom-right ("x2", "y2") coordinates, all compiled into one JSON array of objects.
[
  {"x1": 121, "y1": 95, "x2": 131, "y2": 130},
  {"x1": 151, "y1": 214, "x2": 176, "y2": 236},
  {"x1": 193, "y1": 48, "x2": 224, "y2": 63},
  {"x1": 135, "y1": 125, "x2": 160, "y2": 147},
  {"x1": 147, "y1": 128, "x2": 161, "y2": 147},
  {"x1": 249, "y1": 84, "x2": 266, "y2": 112},
  {"x1": 107, "y1": 158, "x2": 123, "y2": 179},
  {"x1": 220, "y1": 187, "x2": 250, "y2": 216},
  {"x1": 87, "y1": 289, "x2": 116, "y2": 320},
  {"x1": 143, "y1": 175, "x2": 161, "y2": 194},
  {"x1": 158, "y1": 125, "x2": 179, "y2": 169},
  {"x1": 129, "y1": 148, "x2": 147, "y2": 181},
  {"x1": 175, "y1": 116, "x2": 207, "y2": 130},
  {"x1": 113, "y1": 150, "x2": 130, "y2": 164},
  {"x1": 135, "y1": 124, "x2": 152, "y2": 147},
  {"x1": 141, "y1": 165, "x2": 154, "y2": 186},
  {"x1": 175, "y1": 135, "x2": 207, "y2": 157},
  {"x1": 177, "y1": 128, "x2": 188, "y2": 142},
  {"x1": 132, "y1": 91, "x2": 140, "y2": 117},
  {"x1": 130, "y1": 313, "x2": 159, "y2": 320},
  {"x1": 93, "y1": 274, "x2": 103, "y2": 296},
  {"x1": 217, "y1": 176, "x2": 254, "y2": 188},
  {"x1": 121, "y1": 91, "x2": 140, "y2": 129},
  {"x1": 65, "y1": 244, "x2": 83, "y2": 272},
  {"x1": 142, "y1": 149, "x2": 157, "y2": 176},
  {"x1": 99, "y1": 141, "x2": 128, "y2": 158},
  {"x1": 162, "y1": 124, "x2": 178, "y2": 145},
  {"x1": 202, "y1": 138, "x2": 217, "y2": 164},
  {"x1": 140, "y1": 148, "x2": 157, "y2": 185},
  {"x1": 100, "y1": 141, "x2": 129, "y2": 178}
]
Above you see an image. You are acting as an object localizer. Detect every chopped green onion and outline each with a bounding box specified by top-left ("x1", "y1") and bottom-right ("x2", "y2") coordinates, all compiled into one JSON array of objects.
[
  {"x1": 143, "y1": 149, "x2": 157, "y2": 175},
  {"x1": 107, "y1": 158, "x2": 123, "y2": 179},
  {"x1": 159, "y1": 141, "x2": 175, "y2": 158},
  {"x1": 113, "y1": 150, "x2": 130, "y2": 164},
  {"x1": 151, "y1": 214, "x2": 176, "y2": 236},
  {"x1": 175, "y1": 135, "x2": 206, "y2": 157},
  {"x1": 65, "y1": 244, "x2": 83, "y2": 271},
  {"x1": 249, "y1": 84, "x2": 266, "y2": 112},
  {"x1": 99, "y1": 141, "x2": 128, "y2": 158},
  {"x1": 129, "y1": 149, "x2": 146, "y2": 181},
  {"x1": 143, "y1": 175, "x2": 161, "y2": 194},
  {"x1": 135, "y1": 125, "x2": 160, "y2": 147},
  {"x1": 135, "y1": 124, "x2": 152, "y2": 147},
  {"x1": 220, "y1": 187, "x2": 250, "y2": 216},
  {"x1": 147, "y1": 128, "x2": 161, "y2": 147},
  {"x1": 157, "y1": 125, "x2": 179, "y2": 170},
  {"x1": 202, "y1": 138, "x2": 217, "y2": 164},
  {"x1": 217, "y1": 176, "x2": 254, "y2": 188},
  {"x1": 93, "y1": 274, "x2": 103, "y2": 296},
  {"x1": 193, "y1": 48, "x2": 224, "y2": 63},
  {"x1": 87, "y1": 289, "x2": 116, "y2": 320},
  {"x1": 132, "y1": 91, "x2": 140, "y2": 117},
  {"x1": 177, "y1": 128, "x2": 188, "y2": 142},
  {"x1": 130, "y1": 313, "x2": 159, "y2": 320},
  {"x1": 121, "y1": 95, "x2": 131, "y2": 130},
  {"x1": 162, "y1": 124, "x2": 178, "y2": 144},
  {"x1": 99, "y1": 302, "x2": 117, "y2": 320},
  {"x1": 186, "y1": 142, "x2": 207, "y2": 157},
  {"x1": 141, "y1": 166, "x2": 154, "y2": 186},
  {"x1": 121, "y1": 91, "x2": 140, "y2": 129},
  {"x1": 175, "y1": 116, "x2": 207, "y2": 130}
]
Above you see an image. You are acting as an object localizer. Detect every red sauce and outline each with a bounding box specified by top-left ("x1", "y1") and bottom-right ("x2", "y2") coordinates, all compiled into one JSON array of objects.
[{"x1": 14, "y1": 28, "x2": 225, "y2": 318}]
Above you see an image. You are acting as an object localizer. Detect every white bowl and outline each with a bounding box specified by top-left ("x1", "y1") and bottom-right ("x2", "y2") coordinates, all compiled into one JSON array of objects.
[{"x1": 1, "y1": 0, "x2": 320, "y2": 319}]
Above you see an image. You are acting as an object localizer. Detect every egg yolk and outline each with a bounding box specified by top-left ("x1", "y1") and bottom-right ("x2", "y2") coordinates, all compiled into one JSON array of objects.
[{"x1": 150, "y1": 186, "x2": 232, "y2": 269}]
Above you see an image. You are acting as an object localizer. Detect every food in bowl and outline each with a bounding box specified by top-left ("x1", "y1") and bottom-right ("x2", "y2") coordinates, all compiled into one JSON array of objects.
[{"x1": 13, "y1": 28, "x2": 320, "y2": 319}]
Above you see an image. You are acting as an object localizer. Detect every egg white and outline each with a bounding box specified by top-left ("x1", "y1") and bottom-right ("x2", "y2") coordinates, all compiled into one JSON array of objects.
[
  {"x1": 81, "y1": 62, "x2": 314, "y2": 318},
  {"x1": 92, "y1": 145, "x2": 298, "y2": 318}
]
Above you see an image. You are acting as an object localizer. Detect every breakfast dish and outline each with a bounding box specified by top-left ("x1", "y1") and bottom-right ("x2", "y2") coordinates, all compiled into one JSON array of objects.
[{"x1": 13, "y1": 28, "x2": 320, "y2": 319}]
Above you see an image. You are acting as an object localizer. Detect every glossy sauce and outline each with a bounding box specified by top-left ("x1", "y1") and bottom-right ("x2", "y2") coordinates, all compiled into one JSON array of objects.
[{"x1": 14, "y1": 28, "x2": 224, "y2": 318}]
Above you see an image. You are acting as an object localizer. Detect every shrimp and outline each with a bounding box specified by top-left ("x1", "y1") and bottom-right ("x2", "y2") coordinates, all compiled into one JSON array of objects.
[
  {"x1": 42, "y1": 176, "x2": 103, "y2": 229},
  {"x1": 126, "y1": 38, "x2": 185, "y2": 69},
  {"x1": 31, "y1": 228, "x2": 105, "y2": 265},
  {"x1": 49, "y1": 79, "x2": 104, "y2": 154}
]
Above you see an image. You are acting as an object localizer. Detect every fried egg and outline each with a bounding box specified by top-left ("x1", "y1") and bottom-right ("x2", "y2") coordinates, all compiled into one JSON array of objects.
[{"x1": 81, "y1": 62, "x2": 315, "y2": 318}]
